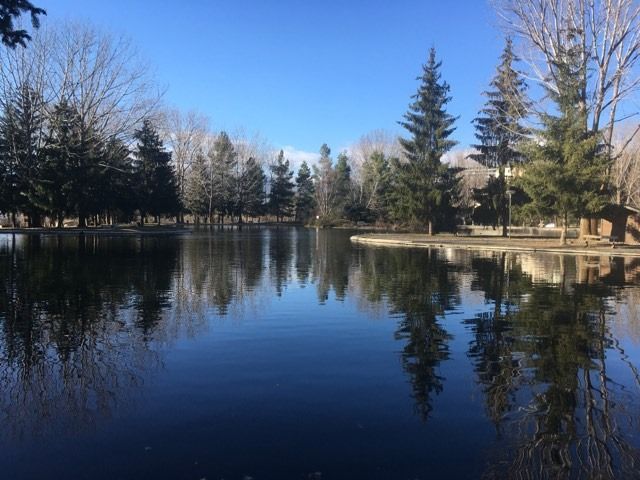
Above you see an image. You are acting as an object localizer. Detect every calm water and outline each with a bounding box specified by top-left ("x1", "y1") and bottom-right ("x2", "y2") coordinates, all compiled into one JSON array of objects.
[{"x1": 0, "y1": 228, "x2": 639, "y2": 480}]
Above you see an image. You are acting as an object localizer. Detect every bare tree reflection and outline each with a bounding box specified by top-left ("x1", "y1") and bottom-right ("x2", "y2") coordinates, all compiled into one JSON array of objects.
[
  {"x1": 0, "y1": 236, "x2": 176, "y2": 440},
  {"x1": 467, "y1": 253, "x2": 640, "y2": 479}
]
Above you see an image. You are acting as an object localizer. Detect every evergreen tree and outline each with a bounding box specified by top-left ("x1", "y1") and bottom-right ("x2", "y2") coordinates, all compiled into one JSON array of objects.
[
  {"x1": 132, "y1": 120, "x2": 179, "y2": 224},
  {"x1": 236, "y1": 156, "x2": 266, "y2": 221},
  {"x1": 66, "y1": 112, "x2": 103, "y2": 228},
  {"x1": 471, "y1": 38, "x2": 530, "y2": 236},
  {"x1": 268, "y1": 149, "x2": 294, "y2": 222},
  {"x1": 294, "y1": 160, "x2": 315, "y2": 222},
  {"x1": 184, "y1": 150, "x2": 209, "y2": 222},
  {"x1": 391, "y1": 47, "x2": 458, "y2": 234},
  {"x1": 0, "y1": 0, "x2": 46, "y2": 48},
  {"x1": 35, "y1": 101, "x2": 83, "y2": 226},
  {"x1": 209, "y1": 131, "x2": 236, "y2": 223},
  {"x1": 0, "y1": 85, "x2": 45, "y2": 226},
  {"x1": 335, "y1": 151, "x2": 352, "y2": 215},
  {"x1": 313, "y1": 143, "x2": 339, "y2": 219},
  {"x1": 99, "y1": 138, "x2": 135, "y2": 223},
  {"x1": 519, "y1": 42, "x2": 608, "y2": 244}
]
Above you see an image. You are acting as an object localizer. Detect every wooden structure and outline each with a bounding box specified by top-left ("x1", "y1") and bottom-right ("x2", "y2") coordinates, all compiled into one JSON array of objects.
[{"x1": 599, "y1": 204, "x2": 640, "y2": 245}]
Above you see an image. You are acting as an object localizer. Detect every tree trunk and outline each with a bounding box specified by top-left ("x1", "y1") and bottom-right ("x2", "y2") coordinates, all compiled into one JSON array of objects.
[
  {"x1": 428, "y1": 220, "x2": 433, "y2": 236},
  {"x1": 580, "y1": 218, "x2": 591, "y2": 238},
  {"x1": 560, "y1": 213, "x2": 568, "y2": 245}
]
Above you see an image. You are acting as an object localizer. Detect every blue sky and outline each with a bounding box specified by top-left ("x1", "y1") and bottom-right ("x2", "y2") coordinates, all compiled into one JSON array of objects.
[{"x1": 37, "y1": 0, "x2": 507, "y2": 159}]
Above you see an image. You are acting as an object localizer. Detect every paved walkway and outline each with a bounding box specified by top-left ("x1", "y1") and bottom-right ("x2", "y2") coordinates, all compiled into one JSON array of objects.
[{"x1": 350, "y1": 233, "x2": 640, "y2": 257}]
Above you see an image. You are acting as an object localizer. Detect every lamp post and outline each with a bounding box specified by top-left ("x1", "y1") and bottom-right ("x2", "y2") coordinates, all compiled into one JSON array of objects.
[{"x1": 506, "y1": 189, "x2": 515, "y2": 239}]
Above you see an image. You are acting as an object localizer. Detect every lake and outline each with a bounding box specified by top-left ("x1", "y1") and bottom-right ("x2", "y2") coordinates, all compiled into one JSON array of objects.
[{"x1": 0, "y1": 228, "x2": 639, "y2": 479}]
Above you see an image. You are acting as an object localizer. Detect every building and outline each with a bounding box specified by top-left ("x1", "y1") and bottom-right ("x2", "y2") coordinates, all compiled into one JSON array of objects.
[{"x1": 600, "y1": 204, "x2": 640, "y2": 245}]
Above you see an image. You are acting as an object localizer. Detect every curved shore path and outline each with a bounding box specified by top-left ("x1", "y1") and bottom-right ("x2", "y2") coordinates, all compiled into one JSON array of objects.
[{"x1": 350, "y1": 233, "x2": 640, "y2": 258}]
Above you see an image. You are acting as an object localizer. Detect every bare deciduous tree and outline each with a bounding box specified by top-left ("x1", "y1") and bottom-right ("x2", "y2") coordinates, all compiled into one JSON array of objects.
[
  {"x1": 349, "y1": 130, "x2": 400, "y2": 213},
  {"x1": 160, "y1": 108, "x2": 209, "y2": 221},
  {"x1": 48, "y1": 21, "x2": 161, "y2": 141},
  {"x1": 496, "y1": 0, "x2": 640, "y2": 150},
  {"x1": 611, "y1": 123, "x2": 640, "y2": 207}
]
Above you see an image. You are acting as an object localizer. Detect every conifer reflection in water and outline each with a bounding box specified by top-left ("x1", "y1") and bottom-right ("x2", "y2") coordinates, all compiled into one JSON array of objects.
[
  {"x1": 354, "y1": 246, "x2": 640, "y2": 478},
  {"x1": 0, "y1": 235, "x2": 178, "y2": 438},
  {"x1": 354, "y1": 246, "x2": 461, "y2": 421},
  {"x1": 463, "y1": 252, "x2": 640, "y2": 479},
  {"x1": 0, "y1": 230, "x2": 639, "y2": 479}
]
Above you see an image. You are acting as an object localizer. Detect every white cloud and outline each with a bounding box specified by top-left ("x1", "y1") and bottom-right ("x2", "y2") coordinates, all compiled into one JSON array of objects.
[{"x1": 280, "y1": 146, "x2": 321, "y2": 172}]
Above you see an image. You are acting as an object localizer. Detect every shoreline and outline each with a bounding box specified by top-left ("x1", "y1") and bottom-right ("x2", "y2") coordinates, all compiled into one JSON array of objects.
[
  {"x1": 350, "y1": 233, "x2": 640, "y2": 258},
  {"x1": 0, "y1": 222, "x2": 308, "y2": 237},
  {"x1": 0, "y1": 226, "x2": 193, "y2": 236}
]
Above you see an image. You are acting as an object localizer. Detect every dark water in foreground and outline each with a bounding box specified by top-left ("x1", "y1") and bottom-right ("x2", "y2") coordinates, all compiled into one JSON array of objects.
[{"x1": 0, "y1": 228, "x2": 639, "y2": 480}]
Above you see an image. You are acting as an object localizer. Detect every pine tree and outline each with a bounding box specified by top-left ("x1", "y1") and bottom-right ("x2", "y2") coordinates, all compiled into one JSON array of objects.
[
  {"x1": 520, "y1": 42, "x2": 608, "y2": 244},
  {"x1": 132, "y1": 120, "x2": 179, "y2": 224},
  {"x1": 35, "y1": 101, "x2": 83, "y2": 226},
  {"x1": 294, "y1": 160, "x2": 315, "y2": 222},
  {"x1": 209, "y1": 131, "x2": 236, "y2": 223},
  {"x1": 391, "y1": 47, "x2": 458, "y2": 234},
  {"x1": 335, "y1": 151, "x2": 352, "y2": 215},
  {"x1": 471, "y1": 38, "x2": 530, "y2": 236},
  {"x1": 237, "y1": 156, "x2": 266, "y2": 221},
  {"x1": 0, "y1": 85, "x2": 45, "y2": 226},
  {"x1": 99, "y1": 138, "x2": 135, "y2": 223},
  {"x1": 184, "y1": 150, "x2": 209, "y2": 222},
  {"x1": 268, "y1": 149, "x2": 295, "y2": 222},
  {"x1": 0, "y1": 0, "x2": 46, "y2": 48},
  {"x1": 313, "y1": 143, "x2": 339, "y2": 220},
  {"x1": 64, "y1": 109, "x2": 103, "y2": 228}
]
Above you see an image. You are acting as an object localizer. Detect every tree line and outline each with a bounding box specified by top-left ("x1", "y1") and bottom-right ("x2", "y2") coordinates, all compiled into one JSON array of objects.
[{"x1": 1, "y1": 0, "x2": 640, "y2": 237}]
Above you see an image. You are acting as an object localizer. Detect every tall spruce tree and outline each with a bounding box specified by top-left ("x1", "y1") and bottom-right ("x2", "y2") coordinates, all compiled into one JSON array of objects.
[
  {"x1": 209, "y1": 131, "x2": 236, "y2": 223},
  {"x1": 184, "y1": 150, "x2": 209, "y2": 222},
  {"x1": 471, "y1": 38, "x2": 530, "y2": 236},
  {"x1": 294, "y1": 160, "x2": 314, "y2": 222},
  {"x1": 391, "y1": 47, "x2": 458, "y2": 234},
  {"x1": 268, "y1": 150, "x2": 294, "y2": 222},
  {"x1": 234, "y1": 156, "x2": 265, "y2": 222},
  {"x1": 99, "y1": 138, "x2": 135, "y2": 223},
  {"x1": 0, "y1": 85, "x2": 45, "y2": 226},
  {"x1": 132, "y1": 120, "x2": 179, "y2": 224},
  {"x1": 0, "y1": 0, "x2": 46, "y2": 48},
  {"x1": 520, "y1": 42, "x2": 608, "y2": 244},
  {"x1": 35, "y1": 101, "x2": 83, "y2": 226},
  {"x1": 335, "y1": 151, "x2": 352, "y2": 216}
]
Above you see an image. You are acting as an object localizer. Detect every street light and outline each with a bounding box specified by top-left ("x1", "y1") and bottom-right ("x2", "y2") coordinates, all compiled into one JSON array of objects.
[{"x1": 506, "y1": 189, "x2": 515, "y2": 239}]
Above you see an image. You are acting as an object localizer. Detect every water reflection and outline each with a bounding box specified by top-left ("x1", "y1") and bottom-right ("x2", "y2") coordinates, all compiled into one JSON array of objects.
[
  {"x1": 0, "y1": 229, "x2": 639, "y2": 478},
  {"x1": 355, "y1": 247, "x2": 460, "y2": 420},
  {"x1": 0, "y1": 235, "x2": 175, "y2": 438},
  {"x1": 464, "y1": 252, "x2": 640, "y2": 479}
]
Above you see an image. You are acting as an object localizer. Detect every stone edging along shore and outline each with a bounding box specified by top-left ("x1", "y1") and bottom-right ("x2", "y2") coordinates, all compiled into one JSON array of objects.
[{"x1": 350, "y1": 233, "x2": 640, "y2": 258}]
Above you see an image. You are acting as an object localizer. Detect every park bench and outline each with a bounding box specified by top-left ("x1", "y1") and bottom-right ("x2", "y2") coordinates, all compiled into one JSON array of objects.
[{"x1": 583, "y1": 234, "x2": 622, "y2": 247}]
